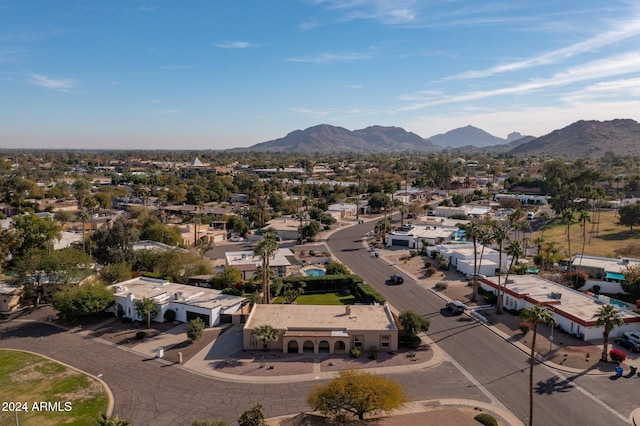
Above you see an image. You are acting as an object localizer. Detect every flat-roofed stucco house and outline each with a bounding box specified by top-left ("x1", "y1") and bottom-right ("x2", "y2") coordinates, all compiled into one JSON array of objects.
[
  {"x1": 243, "y1": 304, "x2": 398, "y2": 354},
  {"x1": 110, "y1": 277, "x2": 246, "y2": 327},
  {"x1": 480, "y1": 275, "x2": 640, "y2": 341}
]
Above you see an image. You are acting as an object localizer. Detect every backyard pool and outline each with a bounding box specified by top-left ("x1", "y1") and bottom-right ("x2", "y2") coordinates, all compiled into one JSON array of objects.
[{"x1": 305, "y1": 268, "x2": 326, "y2": 277}]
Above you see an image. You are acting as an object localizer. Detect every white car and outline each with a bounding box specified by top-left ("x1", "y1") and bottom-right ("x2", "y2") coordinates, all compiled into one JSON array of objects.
[
  {"x1": 229, "y1": 236, "x2": 244, "y2": 242},
  {"x1": 623, "y1": 331, "x2": 640, "y2": 344}
]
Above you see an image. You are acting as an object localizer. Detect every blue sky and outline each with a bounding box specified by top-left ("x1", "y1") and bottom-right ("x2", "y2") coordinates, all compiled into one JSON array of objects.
[{"x1": 2, "y1": 0, "x2": 640, "y2": 150}]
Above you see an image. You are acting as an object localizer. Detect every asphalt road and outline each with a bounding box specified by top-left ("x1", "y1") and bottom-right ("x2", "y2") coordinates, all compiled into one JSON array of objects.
[{"x1": 326, "y1": 220, "x2": 631, "y2": 426}]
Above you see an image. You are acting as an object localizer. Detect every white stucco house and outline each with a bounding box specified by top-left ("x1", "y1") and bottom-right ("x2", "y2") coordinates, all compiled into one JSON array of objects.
[
  {"x1": 426, "y1": 243, "x2": 508, "y2": 277},
  {"x1": 480, "y1": 275, "x2": 640, "y2": 341},
  {"x1": 109, "y1": 277, "x2": 246, "y2": 327}
]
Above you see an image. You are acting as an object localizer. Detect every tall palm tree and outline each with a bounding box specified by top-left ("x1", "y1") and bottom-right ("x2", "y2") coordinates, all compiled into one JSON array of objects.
[
  {"x1": 476, "y1": 224, "x2": 493, "y2": 290},
  {"x1": 253, "y1": 227, "x2": 279, "y2": 304},
  {"x1": 492, "y1": 223, "x2": 510, "y2": 314},
  {"x1": 520, "y1": 305, "x2": 555, "y2": 426},
  {"x1": 253, "y1": 324, "x2": 280, "y2": 351},
  {"x1": 501, "y1": 240, "x2": 524, "y2": 311},
  {"x1": 578, "y1": 210, "x2": 591, "y2": 266},
  {"x1": 561, "y1": 208, "x2": 576, "y2": 258},
  {"x1": 593, "y1": 305, "x2": 624, "y2": 362},
  {"x1": 465, "y1": 223, "x2": 481, "y2": 302},
  {"x1": 78, "y1": 209, "x2": 90, "y2": 254},
  {"x1": 539, "y1": 211, "x2": 550, "y2": 240}
]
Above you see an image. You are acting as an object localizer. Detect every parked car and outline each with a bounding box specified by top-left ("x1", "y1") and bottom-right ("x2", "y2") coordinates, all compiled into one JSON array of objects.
[
  {"x1": 623, "y1": 331, "x2": 640, "y2": 344},
  {"x1": 229, "y1": 236, "x2": 244, "y2": 242},
  {"x1": 389, "y1": 274, "x2": 404, "y2": 285},
  {"x1": 615, "y1": 337, "x2": 640, "y2": 353},
  {"x1": 446, "y1": 300, "x2": 466, "y2": 315}
]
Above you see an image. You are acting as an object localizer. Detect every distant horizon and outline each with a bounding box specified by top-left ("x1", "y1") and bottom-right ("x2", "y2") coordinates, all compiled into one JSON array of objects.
[{"x1": 2, "y1": 1, "x2": 640, "y2": 150}]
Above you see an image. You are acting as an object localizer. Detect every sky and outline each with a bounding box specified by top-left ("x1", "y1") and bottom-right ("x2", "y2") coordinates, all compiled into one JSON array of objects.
[{"x1": 2, "y1": 0, "x2": 640, "y2": 150}]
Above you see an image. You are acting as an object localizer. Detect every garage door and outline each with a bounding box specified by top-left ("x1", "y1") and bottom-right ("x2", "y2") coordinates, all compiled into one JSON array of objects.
[
  {"x1": 390, "y1": 239, "x2": 410, "y2": 247},
  {"x1": 186, "y1": 311, "x2": 210, "y2": 327}
]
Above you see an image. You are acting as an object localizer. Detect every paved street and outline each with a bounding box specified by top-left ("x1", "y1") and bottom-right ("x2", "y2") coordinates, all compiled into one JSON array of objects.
[{"x1": 326, "y1": 219, "x2": 632, "y2": 426}]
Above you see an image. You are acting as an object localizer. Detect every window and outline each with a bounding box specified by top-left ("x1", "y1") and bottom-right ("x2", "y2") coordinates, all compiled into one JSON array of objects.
[
  {"x1": 353, "y1": 335, "x2": 363, "y2": 349},
  {"x1": 380, "y1": 335, "x2": 390, "y2": 349}
]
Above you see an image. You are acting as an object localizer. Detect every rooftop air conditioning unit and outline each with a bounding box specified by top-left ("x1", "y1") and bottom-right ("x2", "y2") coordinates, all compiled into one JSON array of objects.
[{"x1": 622, "y1": 258, "x2": 630, "y2": 265}]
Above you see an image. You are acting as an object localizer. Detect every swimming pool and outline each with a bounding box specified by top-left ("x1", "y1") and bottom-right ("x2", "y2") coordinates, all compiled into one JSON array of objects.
[
  {"x1": 593, "y1": 295, "x2": 629, "y2": 309},
  {"x1": 305, "y1": 268, "x2": 326, "y2": 277}
]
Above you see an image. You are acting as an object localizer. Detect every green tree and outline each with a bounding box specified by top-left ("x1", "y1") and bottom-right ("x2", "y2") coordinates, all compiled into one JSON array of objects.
[
  {"x1": 520, "y1": 305, "x2": 555, "y2": 426},
  {"x1": 561, "y1": 208, "x2": 577, "y2": 257},
  {"x1": 368, "y1": 192, "x2": 391, "y2": 213},
  {"x1": 11, "y1": 213, "x2": 62, "y2": 257},
  {"x1": 307, "y1": 370, "x2": 407, "y2": 421},
  {"x1": 186, "y1": 317, "x2": 205, "y2": 342},
  {"x1": 52, "y1": 280, "x2": 115, "y2": 320},
  {"x1": 500, "y1": 240, "x2": 524, "y2": 311},
  {"x1": 398, "y1": 310, "x2": 430, "y2": 339},
  {"x1": 253, "y1": 228, "x2": 279, "y2": 304},
  {"x1": 325, "y1": 262, "x2": 349, "y2": 275},
  {"x1": 253, "y1": 324, "x2": 280, "y2": 351},
  {"x1": 237, "y1": 403, "x2": 266, "y2": 426},
  {"x1": 97, "y1": 412, "x2": 132, "y2": 426},
  {"x1": 593, "y1": 305, "x2": 624, "y2": 362},
  {"x1": 91, "y1": 216, "x2": 139, "y2": 265},
  {"x1": 213, "y1": 265, "x2": 242, "y2": 290},
  {"x1": 300, "y1": 220, "x2": 321, "y2": 242},
  {"x1": 99, "y1": 262, "x2": 133, "y2": 284},
  {"x1": 618, "y1": 204, "x2": 640, "y2": 233},
  {"x1": 464, "y1": 222, "x2": 481, "y2": 301},
  {"x1": 135, "y1": 297, "x2": 160, "y2": 328}
]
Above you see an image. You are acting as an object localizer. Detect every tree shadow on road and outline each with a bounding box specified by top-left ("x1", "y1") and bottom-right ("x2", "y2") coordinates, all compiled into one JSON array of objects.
[{"x1": 534, "y1": 375, "x2": 575, "y2": 395}]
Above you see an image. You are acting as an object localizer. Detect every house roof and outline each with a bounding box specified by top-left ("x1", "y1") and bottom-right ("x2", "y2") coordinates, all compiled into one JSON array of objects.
[
  {"x1": 110, "y1": 277, "x2": 245, "y2": 310},
  {"x1": 245, "y1": 304, "x2": 397, "y2": 332}
]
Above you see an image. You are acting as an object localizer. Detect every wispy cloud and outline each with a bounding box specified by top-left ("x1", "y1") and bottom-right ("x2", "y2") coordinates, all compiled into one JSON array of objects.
[
  {"x1": 291, "y1": 107, "x2": 329, "y2": 117},
  {"x1": 397, "y1": 51, "x2": 640, "y2": 111},
  {"x1": 154, "y1": 109, "x2": 179, "y2": 114},
  {"x1": 448, "y1": 15, "x2": 640, "y2": 79},
  {"x1": 286, "y1": 50, "x2": 375, "y2": 63},
  {"x1": 28, "y1": 73, "x2": 77, "y2": 92},
  {"x1": 346, "y1": 84, "x2": 362, "y2": 89},
  {"x1": 307, "y1": 0, "x2": 418, "y2": 25},
  {"x1": 215, "y1": 41, "x2": 256, "y2": 49}
]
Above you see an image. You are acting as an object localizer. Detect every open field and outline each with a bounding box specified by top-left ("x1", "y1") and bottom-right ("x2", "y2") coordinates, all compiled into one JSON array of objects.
[
  {"x1": 0, "y1": 350, "x2": 108, "y2": 426},
  {"x1": 535, "y1": 210, "x2": 640, "y2": 258}
]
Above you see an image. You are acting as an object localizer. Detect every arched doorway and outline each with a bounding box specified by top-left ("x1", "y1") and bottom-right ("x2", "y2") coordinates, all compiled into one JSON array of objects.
[
  {"x1": 114, "y1": 303, "x2": 124, "y2": 317},
  {"x1": 318, "y1": 340, "x2": 330, "y2": 353},
  {"x1": 303, "y1": 340, "x2": 315, "y2": 353},
  {"x1": 334, "y1": 340, "x2": 346, "y2": 354},
  {"x1": 287, "y1": 341, "x2": 299, "y2": 354}
]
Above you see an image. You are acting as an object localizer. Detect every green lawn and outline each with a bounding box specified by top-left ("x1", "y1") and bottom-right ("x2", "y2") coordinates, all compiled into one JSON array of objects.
[
  {"x1": 273, "y1": 292, "x2": 356, "y2": 305},
  {"x1": 0, "y1": 350, "x2": 109, "y2": 426}
]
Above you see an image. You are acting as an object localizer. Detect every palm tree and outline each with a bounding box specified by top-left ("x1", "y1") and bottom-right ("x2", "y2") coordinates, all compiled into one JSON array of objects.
[
  {"x1": 578, "y1": 210, "x2": 591, "y2": 266},
  {"x1": 593, "y1": 305, "x2": 624, "y2": 362},
  {"x1": 539, "y1": 211, "x2": 551, "y2": 240},
  {"x1": 375, "y1": 217, "x2": 391, "y2": 244},
  {"x1": 476, "y1": 224, "x2": 494, "y2": 291},
  {"x1": 532, "y1": 236, "x2": 545, "y2": 256},
  {"x1": 561, "y1": 208, "x2": 576, "y2": 258},
  {"x1": 253, "y1": 228, "x2": 279, "y2": 304},
  {"x1": 465, "y1": 223, "x2": 481, "y2": 302},
  {"x1": 253, "y1": 324, "x2": 280, "y2": 351},
  {"x1": 78, "y1": 209, "x2": 90, "y2": 254},
  {"x1": 399, "y1": 205, "x2": 408, "y2": 227},
  {"x1": 492, "y1": 223, "x2": 510, "y2": 314},
  {"x1": 520, "y1": 305, "x2": 555, "y2": 426},
  {"x1": 501, "y1": 240, "x2": 524, "y2": 311}
]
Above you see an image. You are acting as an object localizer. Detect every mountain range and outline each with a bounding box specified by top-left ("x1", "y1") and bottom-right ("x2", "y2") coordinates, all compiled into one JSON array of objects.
[{"x1": 239, "y1": 119, "x2": 640, "y2": 157}]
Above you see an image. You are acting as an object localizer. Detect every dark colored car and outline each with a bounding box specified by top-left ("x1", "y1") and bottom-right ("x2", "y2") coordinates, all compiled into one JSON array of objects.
[
  {"x1": 446, "y1": 300, "x2": 466, "y2": 315},
  {"x1": 389, "y1": 274, "x2": 404, "y2": 285},
  {"x1": 615, "y1": 337, "x2": 640, "y2": 353}
]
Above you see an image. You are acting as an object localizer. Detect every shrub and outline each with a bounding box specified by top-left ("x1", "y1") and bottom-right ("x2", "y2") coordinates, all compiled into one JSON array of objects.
[
  {"x1": 164, "y1": 309, "x2": 176, "y2": 322},
  {"x1": 562, "y1": 271, "x2": 588, "y2": 289},
  {"x1": 426, "y1": 266, "x2": 438, "y2": 277},
  {"x1": 350, "y1": 348, "x2": 361, "y2": 358},
  {"x1": 409, "y1": 250, "x2": 418, "y2": 258},
  {"x1": 435, "y1": 282, "x2": 448, "y2": 290},
  {"x1": 474, "y1": 413, "x2": 498, "y2": 426},
  {"x1": 368, "y1": 351, "x2": 378, "y2": 360},
  {"x1": 591, "y1": 285, "x2": 601, "y2": 294},
  {"x1": 519, "y1": 322, "x2": 530, "y2": 334},
  {"x1": 424, "y1": 261, "x2": 432, "y2": 269},
  {"x1": 186, "y1": 317, "x2": 205, "y2": 342},
  {"x1": 484, "y1": 292, "x2": 497, "y2": 303},
  {"x1": 610, "y1": 349, "x2": 627, "y2": 363}
]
